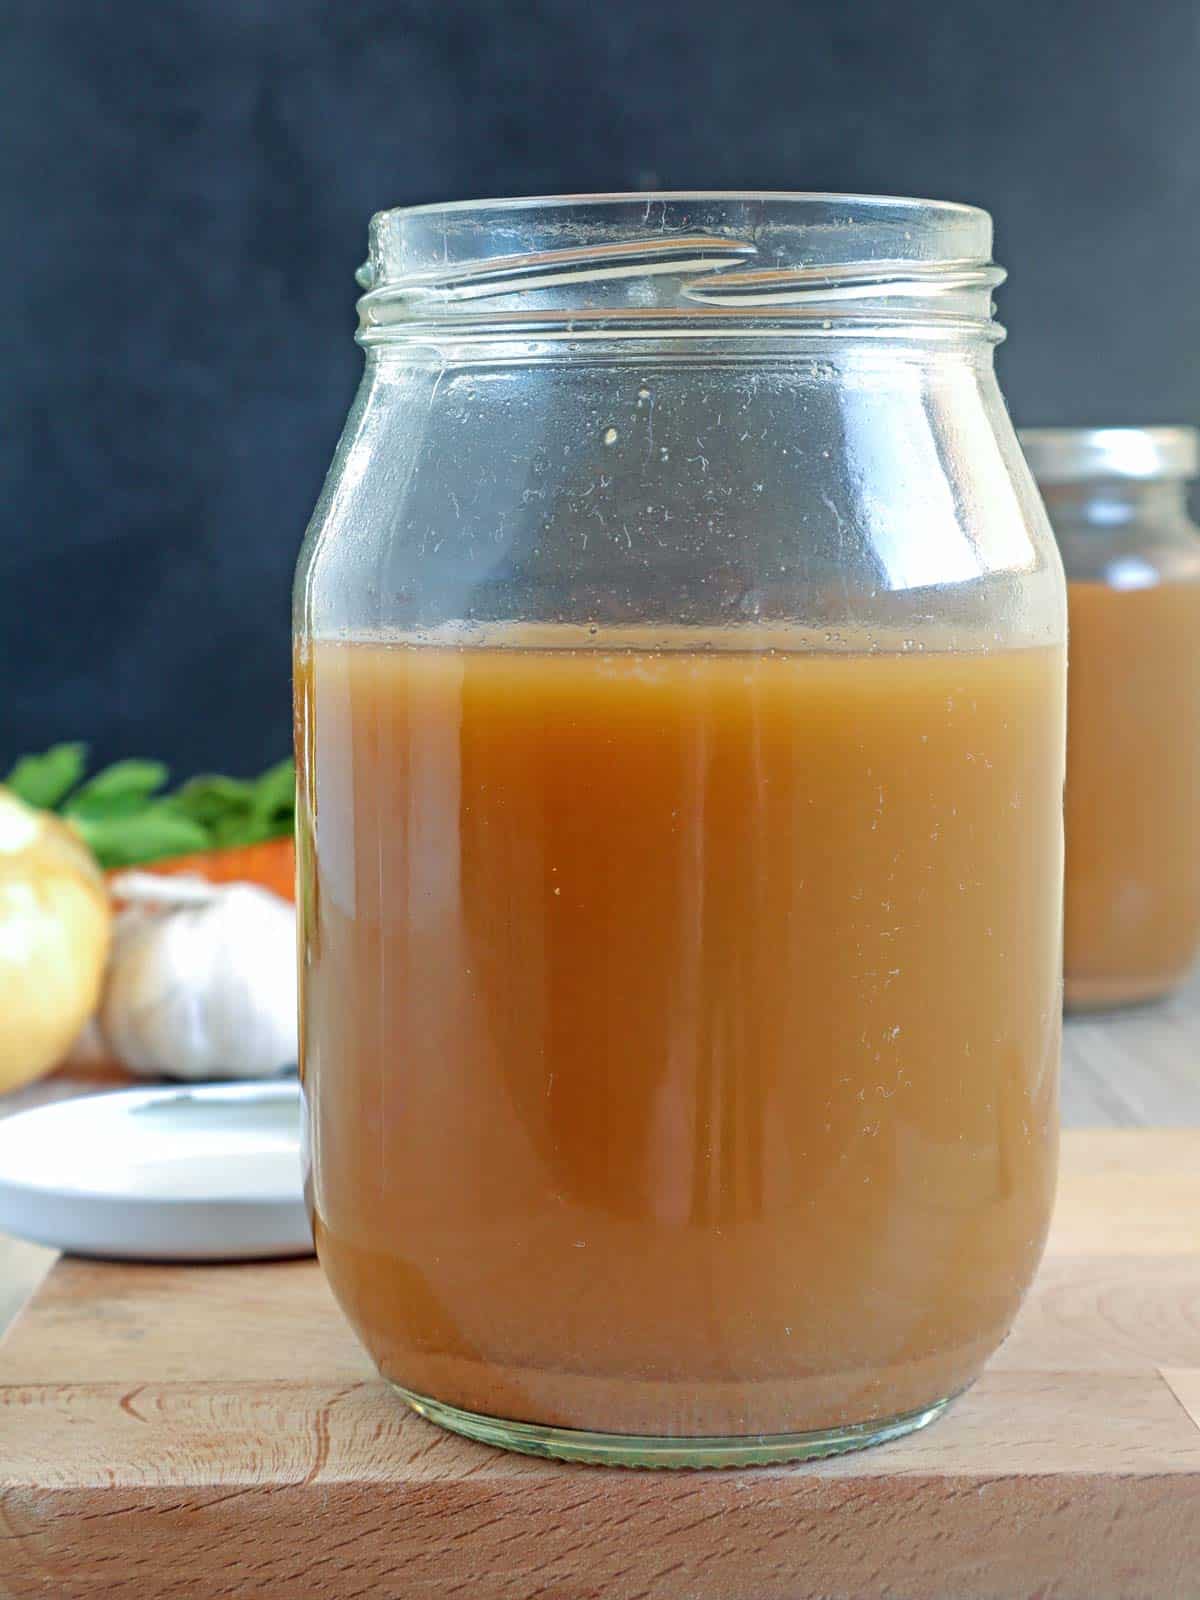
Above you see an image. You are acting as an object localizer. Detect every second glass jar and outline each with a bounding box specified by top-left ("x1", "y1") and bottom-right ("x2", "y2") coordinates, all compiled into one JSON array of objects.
[
  {"x1": 1022, "y1": 426, "x2": 1200, "y2": 1011},
  {"x1": 296, "y1": 193, "x2": 1066, "y2": 1465}
]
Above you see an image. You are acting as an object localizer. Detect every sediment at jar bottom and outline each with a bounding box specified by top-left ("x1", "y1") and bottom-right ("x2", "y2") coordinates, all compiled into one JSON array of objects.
[
  {"x1": 1064, "y1": 970, "x2": 1189, "y2": 1014},
  {"x1": 297, "y1": 636, "x2": 1064, "y2": 1440},
  {"x1": 317, "y1": 1222, "x2": 1007, "y2": 1438}
]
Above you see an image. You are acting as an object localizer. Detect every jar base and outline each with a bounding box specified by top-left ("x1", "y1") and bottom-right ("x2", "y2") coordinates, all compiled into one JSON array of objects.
[
  {"x1": 1064, "y1": 970, "x2": 1185, "y2": 1013},
  {"x1": 392, "y1": 1383, "x2": 960, "y2": 1468}
]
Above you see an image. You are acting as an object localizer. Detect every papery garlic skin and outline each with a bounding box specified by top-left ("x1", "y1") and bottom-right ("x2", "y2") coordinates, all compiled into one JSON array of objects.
[
  {"x1": 0, "y1": 789, "x2": 112, "y2": 1093},
  {"x1": 102, "y1": 878, "x2": 297, "y2": 1081}
]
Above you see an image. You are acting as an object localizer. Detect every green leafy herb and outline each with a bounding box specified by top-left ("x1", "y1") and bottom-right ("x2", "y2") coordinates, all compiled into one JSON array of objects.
[
  {"x1": 71, "y1": 807, "x2": 213, "y2": 868},
  {"x1": 65, "y1": 760, "x2": 170, "y2": 819},
  {"x1": 209, "y1": 810, "x2": 278, "y2": 849},
  {"x1": 5, "y1": 742, "x2": 88, "y2": 809},
  {"x1": 3, "y1": 744, "x2": 294, "y2": 868},
  {"x1": 168, "y1": 775, "x2": 254, "y2": 826},
  {"x1": 250, "y1": 758, "x2": 296, "y2": 827}
]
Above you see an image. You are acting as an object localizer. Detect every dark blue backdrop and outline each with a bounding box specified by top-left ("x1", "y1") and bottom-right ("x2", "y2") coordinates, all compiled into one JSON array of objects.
[{"x1": 4, "y1": 0, "x2": 1198, "y2": 776}]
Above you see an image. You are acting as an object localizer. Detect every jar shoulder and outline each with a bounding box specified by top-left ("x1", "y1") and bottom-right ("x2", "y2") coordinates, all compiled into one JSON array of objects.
[
  {"x1": 1056, "y1": 522, "x2": 1200, "y2": 587},
  {"x1": 295, "y1": 353, "x2": 1063, "y2": 650}
]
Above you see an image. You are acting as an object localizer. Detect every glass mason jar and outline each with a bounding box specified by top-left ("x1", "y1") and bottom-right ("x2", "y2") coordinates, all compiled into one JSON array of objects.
[
  {"x1": 1021, "y1": 427, "x2": 1200, "y2": 1011},
  {"x1": 295, "y1": 194, "x2": 1066, "y2": 1467}
]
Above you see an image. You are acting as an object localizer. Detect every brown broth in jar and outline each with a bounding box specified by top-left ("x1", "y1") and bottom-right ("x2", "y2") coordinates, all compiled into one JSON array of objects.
[
  {"x1": 296, "y1": 633, "x2": 1064, "y2": 1439},
  {"x1": 1064, "y1": 578, "x2": 1200, "y2": 1009}
]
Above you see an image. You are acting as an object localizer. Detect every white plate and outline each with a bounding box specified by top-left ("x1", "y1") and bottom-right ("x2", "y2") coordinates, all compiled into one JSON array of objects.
[{"x1": 0, "y1": 1081, "x2": 312, "y2": 1260}]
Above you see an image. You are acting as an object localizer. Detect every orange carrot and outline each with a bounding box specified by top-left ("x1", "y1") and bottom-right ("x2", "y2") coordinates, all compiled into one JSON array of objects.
[{"x1": 108, "y1": 835, "x2": 295, "y2": 902}]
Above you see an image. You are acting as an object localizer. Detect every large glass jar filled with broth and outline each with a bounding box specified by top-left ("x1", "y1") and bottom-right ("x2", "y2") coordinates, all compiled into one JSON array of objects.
[
  {"x1": 295, "y1": 194, "x2": 1066, "y2": 1466},
  {"x1": 1022, "y1": 426, "x2": 1200, "y2": 1011}
]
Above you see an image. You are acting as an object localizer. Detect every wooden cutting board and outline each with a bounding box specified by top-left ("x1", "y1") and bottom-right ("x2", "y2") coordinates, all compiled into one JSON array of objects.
[{"x1": 1, "y1": 1129, "x2": 1198, "y2": 1600}]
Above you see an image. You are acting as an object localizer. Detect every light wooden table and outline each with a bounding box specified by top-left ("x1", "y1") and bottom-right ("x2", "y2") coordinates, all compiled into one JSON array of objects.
[{"x1": 1059, "y1": 964, "x2": 1200, "y2": 1127}]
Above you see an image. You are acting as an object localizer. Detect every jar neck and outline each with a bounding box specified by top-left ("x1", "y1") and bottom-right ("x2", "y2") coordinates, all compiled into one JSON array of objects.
[
  {"x1": 1041, "y1": 477, "x2": 1193, "y2": 535},
  {"x1": 363, "y1": 333, "x2": 1001, "y2": 370}
]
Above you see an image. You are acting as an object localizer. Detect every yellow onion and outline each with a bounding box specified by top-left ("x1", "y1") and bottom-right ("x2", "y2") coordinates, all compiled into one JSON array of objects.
[{"x1": 0, "y1": 787, "x2": 111, "y2": 1093}]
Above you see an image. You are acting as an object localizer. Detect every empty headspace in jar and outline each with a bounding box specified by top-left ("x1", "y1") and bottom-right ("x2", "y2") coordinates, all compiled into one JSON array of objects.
[{"x1": 300, "y1": 621, "x2": 1053, "y2": 654}]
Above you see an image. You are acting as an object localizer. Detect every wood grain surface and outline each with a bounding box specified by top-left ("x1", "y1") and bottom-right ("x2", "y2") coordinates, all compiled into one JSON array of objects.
[{"x1": 1, "y1": 1129, "x2": 1198, "y2": 1600}]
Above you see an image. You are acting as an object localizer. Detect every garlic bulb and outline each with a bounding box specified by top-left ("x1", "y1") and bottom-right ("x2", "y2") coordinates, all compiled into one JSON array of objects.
[
  {"x1": 0, "y1": 787, "x2": 111, "y2": 1093},
  {"x1": 102, "y1": 874, "x2": 297, "y2": 1080}
]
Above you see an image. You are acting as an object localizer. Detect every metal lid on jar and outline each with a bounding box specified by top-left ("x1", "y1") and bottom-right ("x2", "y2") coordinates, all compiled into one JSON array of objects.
[{"x1": 1018, "y1": 426, "x2": 1199, "y2": 483}]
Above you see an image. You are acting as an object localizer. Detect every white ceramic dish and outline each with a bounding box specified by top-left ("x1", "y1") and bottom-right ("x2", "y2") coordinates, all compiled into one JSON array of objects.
[{"x1": 0, "y1": 1081, "x2": 312, "y2": 1260}]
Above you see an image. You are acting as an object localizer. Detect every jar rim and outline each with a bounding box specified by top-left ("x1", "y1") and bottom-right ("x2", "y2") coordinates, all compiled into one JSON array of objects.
[
  {"x1": 380, "y1": 190, "x2": 991, "y2": 225},
  {"x1": 357, "y1": 191, "x2": 1003, "y2": 344},
  {"x1": 1019, "y1": 426, "x2": 1199, "y2": 483}
]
